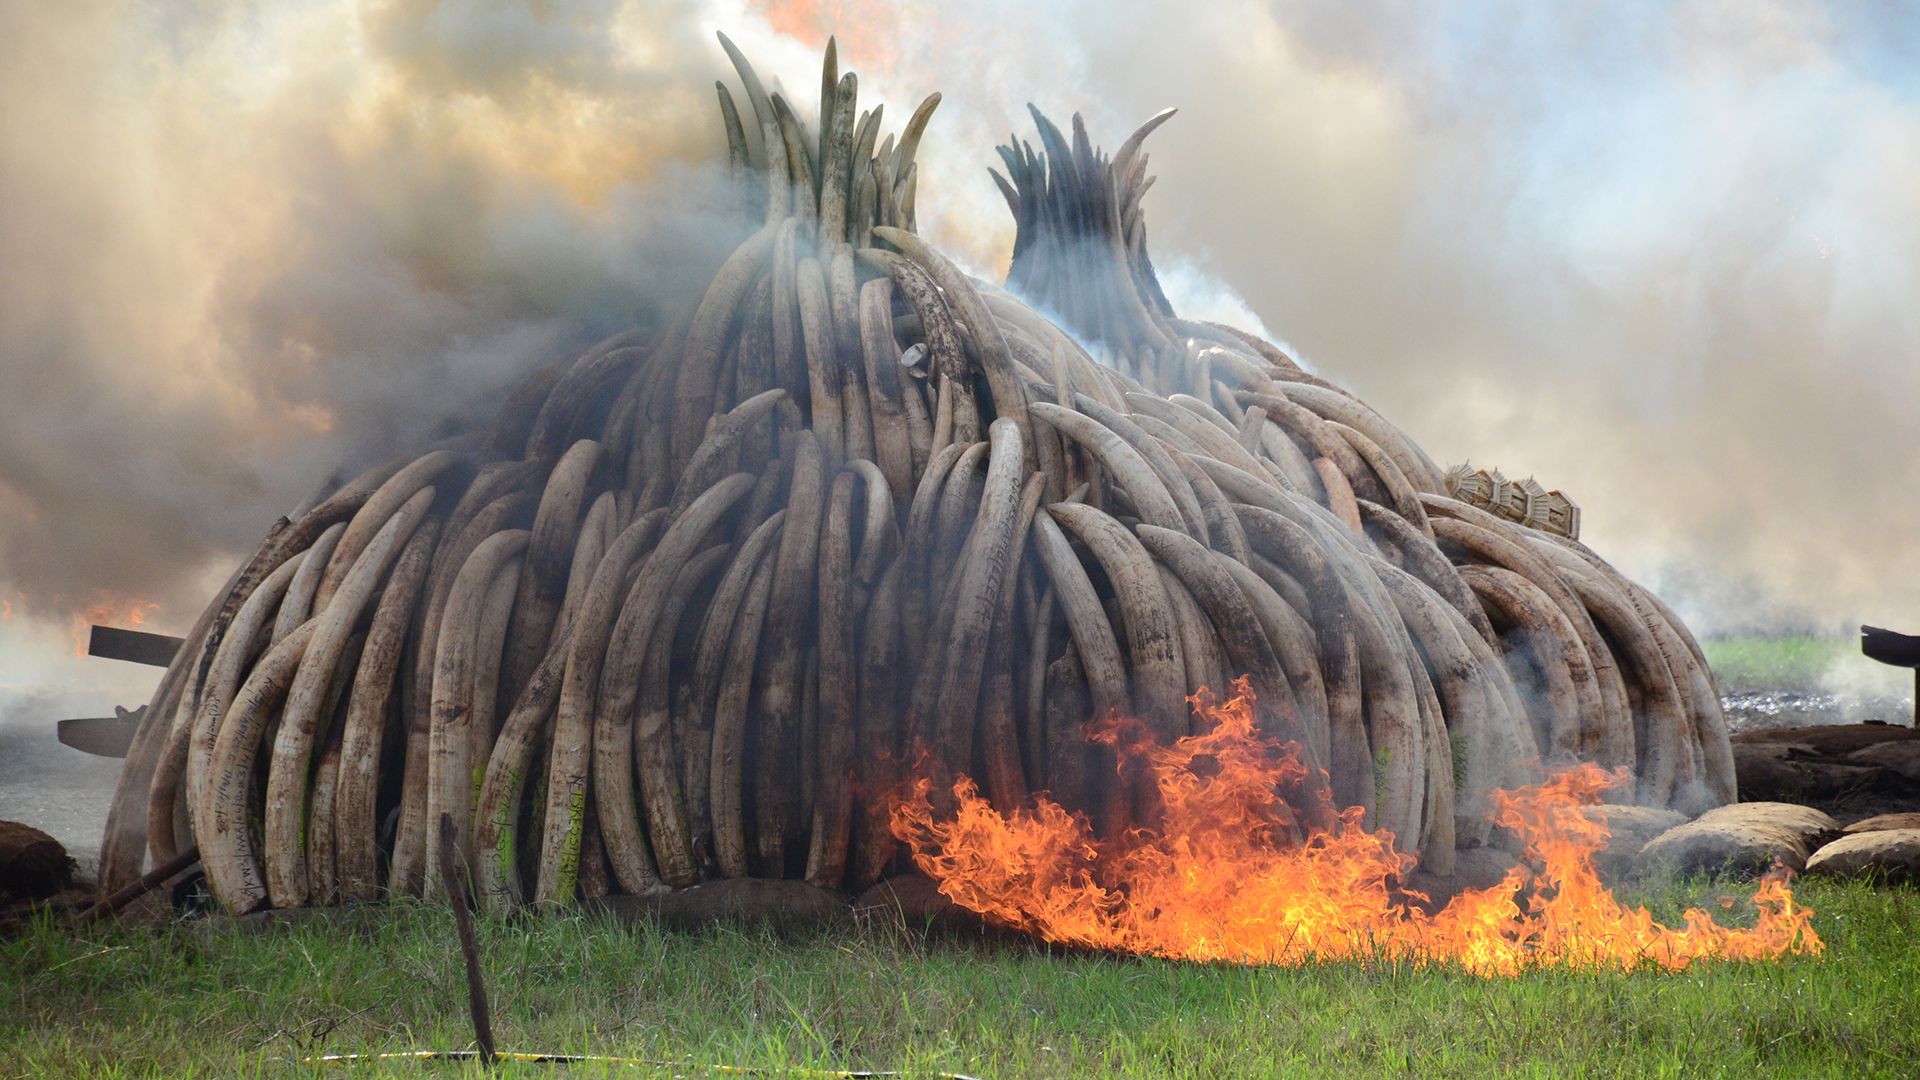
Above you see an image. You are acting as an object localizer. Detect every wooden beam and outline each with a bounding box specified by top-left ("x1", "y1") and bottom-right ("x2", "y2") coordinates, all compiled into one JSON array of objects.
[{"x1": 87, "y1": 625, "x2": 183, "y2": 667}]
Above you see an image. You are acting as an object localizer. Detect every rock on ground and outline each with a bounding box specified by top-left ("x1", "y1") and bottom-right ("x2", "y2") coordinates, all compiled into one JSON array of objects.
[
  {"x1": 1733, "y1": 724, "x2": 1920, "y2": 757},
  {"x1": 0, "y1": 820, "x2": 75, "y2": 900},
  {"x1": 1729, "y1": 724, "x2": 1920, "y2": 807},
  {"x1": 1843, "y1": 812, "x2": 1920, "y2": 834},
  {"x1": 1732, "y1": 741, "x2": 1891, "y2": 801},
  {"x1": 1846, "y1": 741, "x2": 1920, "y2": 781},
  {"x1": 1805, "y1": 829, "x2": 1920, "y2": 884},
  {"x1": 1581, "y1": 806, "x2": 1688, "y2": 882},
  {"x1": 1637, "y1": 802, "x2": 1839, "y2": 877}
]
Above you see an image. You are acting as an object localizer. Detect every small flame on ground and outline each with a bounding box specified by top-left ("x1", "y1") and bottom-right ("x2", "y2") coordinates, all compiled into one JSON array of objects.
[{"x1": 890, "y1": 679, "x2": 1823, "y2": 975}]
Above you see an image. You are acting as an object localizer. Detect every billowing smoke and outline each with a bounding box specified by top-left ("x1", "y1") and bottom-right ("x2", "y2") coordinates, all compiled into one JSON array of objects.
[
  {"x1": 2, "y1": 1, "x2": 1917, "y2": 851},
  {"x1": 704, "y1": 0, "x2": 1920, "y2": 639},
  {"x1": 0, "y1": 0, "x2": 759, "y2": 625}
]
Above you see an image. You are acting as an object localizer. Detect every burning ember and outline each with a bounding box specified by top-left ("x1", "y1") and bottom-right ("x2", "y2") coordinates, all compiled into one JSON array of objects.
[{"x1": 891, "y1": 680, "x2": 1822, "y2": 975}]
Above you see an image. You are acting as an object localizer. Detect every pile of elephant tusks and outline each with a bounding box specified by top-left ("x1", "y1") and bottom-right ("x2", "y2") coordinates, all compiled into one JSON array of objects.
[{"x1": 95, "y1": 33, "x2": 1735, "y2": 917}]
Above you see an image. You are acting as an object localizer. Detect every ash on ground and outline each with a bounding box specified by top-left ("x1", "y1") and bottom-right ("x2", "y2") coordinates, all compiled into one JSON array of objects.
[
  {"x1": 1721, "y1": 691, "x2": 1915, "y2": 734},
  {"x1": 0, "y1": 690, "x2": 126, "y2": 886}
]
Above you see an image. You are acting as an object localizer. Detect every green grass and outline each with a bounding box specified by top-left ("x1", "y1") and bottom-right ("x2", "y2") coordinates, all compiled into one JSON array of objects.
[
  {"x1": 1699, "y1": 637, "x2": 1850, "y2": 694},
  {"x1": 4, "y1": 877, "x2": 1918, "y2": 1078}
]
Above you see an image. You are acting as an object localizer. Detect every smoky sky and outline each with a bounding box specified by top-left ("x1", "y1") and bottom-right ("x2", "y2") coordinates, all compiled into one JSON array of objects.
[
  {"x1": 1052, "y1": 0, "x2": 1920, "y2": 638},
  {"x1": 779, "y1": 0, "x2": 1920, "y2": 637},
  {"x1": 2, "y1": 0, "x2": 1916, "y2": 652},
  {"x1": 0, "y1": 0, "x2": 748, "y2": 628}
]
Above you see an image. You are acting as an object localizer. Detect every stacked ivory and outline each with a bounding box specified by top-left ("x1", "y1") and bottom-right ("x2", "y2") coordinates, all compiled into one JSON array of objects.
[
  {"x1": 97, "y1": 37, "x2": 1734, "y2": 914},
  {"x1": 991, "y1": 102, "x2": 1735, "y2": 823}
]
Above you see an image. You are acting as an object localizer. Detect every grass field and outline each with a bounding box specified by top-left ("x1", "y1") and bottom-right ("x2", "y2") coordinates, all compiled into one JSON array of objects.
[
  {"x1": 1698, "y1": 636, "x2": 1853, "y2": 694},
  {"x1": 4, "y1": 876, "x2": 1917, "y2": 1079}
]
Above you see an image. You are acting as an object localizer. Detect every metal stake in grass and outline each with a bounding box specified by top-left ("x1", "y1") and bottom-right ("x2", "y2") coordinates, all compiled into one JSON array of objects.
[
  {"x1": 71, "y1": 843, "x2": 200, "y2": 928},
  {"x1": 437, "y1": 813, "x2": 495, "y2": 1066}
]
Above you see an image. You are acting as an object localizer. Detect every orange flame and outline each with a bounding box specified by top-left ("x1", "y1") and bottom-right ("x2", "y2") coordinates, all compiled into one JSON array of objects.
[
  {"x1": 890, "y1": 679, "x2": 1822, "y2": 975},
  {"x1": 752, "y1": 1, "x2": 903, "y2": 75},
  {"x1": 70, "y1": 594, "x2": 162, "y2": 657}
]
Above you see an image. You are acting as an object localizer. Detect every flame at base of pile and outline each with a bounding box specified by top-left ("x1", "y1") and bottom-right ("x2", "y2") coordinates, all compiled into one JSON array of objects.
[{"x1": 891, "y1": 681, "x2": 1823, "y2": 975}]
